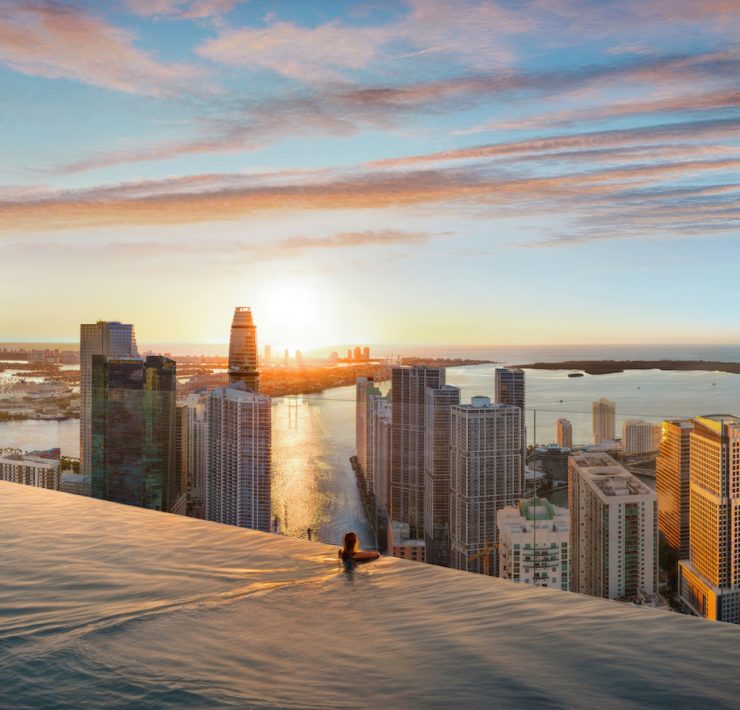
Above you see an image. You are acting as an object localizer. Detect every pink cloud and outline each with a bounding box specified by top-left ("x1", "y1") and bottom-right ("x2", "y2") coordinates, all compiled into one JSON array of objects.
[{"x1": 0, "y1": 1, "x2": 204, "y2": 95}]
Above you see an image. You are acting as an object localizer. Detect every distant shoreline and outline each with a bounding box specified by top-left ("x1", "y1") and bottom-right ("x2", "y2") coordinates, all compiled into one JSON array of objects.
[{"x1": 515, "y1": 360, "x2": 740, "y2": 375}]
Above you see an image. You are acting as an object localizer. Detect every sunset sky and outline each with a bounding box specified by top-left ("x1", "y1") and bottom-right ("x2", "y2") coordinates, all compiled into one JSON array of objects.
[{"x1": 1, "y1": 0, "x2": 739, "y2": 351}]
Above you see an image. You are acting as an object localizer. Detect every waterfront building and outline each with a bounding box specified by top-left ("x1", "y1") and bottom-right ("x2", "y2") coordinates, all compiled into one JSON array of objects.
[
  {"x1": 205, "y1": 382, "x2": 271, "y2": 532},
  {"x1": 498, "y1": 497, "x2": 569, "y2": 590},
  {"x1": 569, "y1": 452, "x2": 657, "y2": 600},
  {"x1": 556, "y1": 418, "x2": 573, "y2": 449},
  {"x1": 387, "y1": 520, "x2": 426, "y2": 562},
  {"x1": 366, "y1": 393, "x2": 392, "y2": 513},
  {"x1": 495, "y1": 367, "x2": 526, "y2": 481},
  {"x1": 391, "y1": 366, "x2": 445, "y2": 538},
  {"x1": 449, "y1": 397, "x2": 522, "y2": 575},
  {"x1": 263, "y1": 344, "x2": 271, "y2": 363},
  {"x1": 423, "y1": 385, "x2": 460, "y2": 567},
  {"x1": 0, "y1": 454, "x2": 60, "y2": 490},
  {"x1": 592, "y1": 398, "x2": 616, "y2": 444},
  {"x1": 186, "y1": 392, "x2": 208, "y2": 518},
  {"x1": 623, "y1": 419, "x2": 661, "y2": 454},
  {"x1": 91, "y1": 355, "x2": 177, "y2": 512},
  {"x1": 353, "y1": 346, "x2": 361, "y2": 362},
  {"x1": 228, "y1": 307, "x2": 260, "y2": 392},
  {"x1": 362, "y1": 346, "x2": 370, "y2": 361},
  {"x1": 678, "y1": 415, "x2": 740, "y2": 623},
  {"x1": 655, "y1": 419, "x2": 693, "y2": 559},
  {"x1": 171, "y1": 403, "x2": 189, "y2": 516},
  {"x1": 356, "y1": 377, "x2": 381, "y2": 477},
  {"x1": 533, "y1": 444, "x2": 570, "y2": 484},
  {"x1": 80, "y1": 321, "x2": 138, "y2": 489}
]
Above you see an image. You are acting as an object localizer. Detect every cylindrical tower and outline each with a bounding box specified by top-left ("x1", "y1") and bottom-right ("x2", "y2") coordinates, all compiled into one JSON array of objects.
[{"x1": 228, "y1": 307, "x2": 260, "y2": 392}]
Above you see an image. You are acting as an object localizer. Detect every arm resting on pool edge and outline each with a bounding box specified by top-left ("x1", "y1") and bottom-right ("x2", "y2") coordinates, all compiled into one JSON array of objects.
[{"x1": 352, "y1": 551, "x2": 380, "y2": 562}]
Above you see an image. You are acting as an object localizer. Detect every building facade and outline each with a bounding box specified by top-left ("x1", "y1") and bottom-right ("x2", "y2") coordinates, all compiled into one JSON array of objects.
[
  {"x1": 186, "y1": 392, "x2": 208, "y2": 518},
  {"x1": 228, "y1": 307, "x2": 260, "y2": 392},
  {"x1": 449, "y1": 397, "x2": 522, "y2": 575},
  {"x1": 623, "y1": 419, "x2": 661, "y2": 454},
  {"x1": 366, "y1": 393, "x2": 392, "y2": 512},
  {"x1": 569, "y1": 452, "x2": 658, "y2": 600},
  {"x1": 556, "y1": 418, "x2": 573, "y2": 449},
  {"x1": 678, "y1": 416, "x2": 740, "y2": 623},
  {"x1": 423, "y1": 385, "x2": 461, "y2": 566},
  {"x1": 171, "y1": 403, "x2": 189, "y2": 516},
  {"x1": 0, "y1": 454, "x2": 60, "y2": 490},
  {"x1": 356, "y1": 377, "x2": 381, "y2": 478},
  {"x1": 534, "y1": 444, "x2": 570, "y2": 484},
  {"x1": 655, "y1": 419, "x2": 693, "y2": 559},
  {"x1": 205, "y1": 382, "x2": 271, "y2": 532},
  {"x1": 498, "y1": 497, "x2": 569, "y2": 591},
  {"x1": 91, "y1": 355, "x2": 177, "y2": 512},
  {"x1": 592, "y1": 398, "x2": 616, "y2": 444},
  {"x1": 495, "y1": 368, "x2": 526, "y2": 466},
  {"x1": 80, "y1": 321, "x2": 138, "y2": 488},
  {"x1": 391, "y1": 366, "x2": 445, "y2": 538}
]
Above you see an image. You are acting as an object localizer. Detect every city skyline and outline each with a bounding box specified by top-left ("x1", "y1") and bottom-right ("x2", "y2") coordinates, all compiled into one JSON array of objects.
[{"x1": 2, "y1": 1, "x2": 740, "y2": 348}]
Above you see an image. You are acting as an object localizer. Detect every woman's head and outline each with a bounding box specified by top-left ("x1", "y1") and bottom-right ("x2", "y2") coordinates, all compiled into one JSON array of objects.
[{"x1": 341, "y1": 531, "x2": 359, "y2": 559}]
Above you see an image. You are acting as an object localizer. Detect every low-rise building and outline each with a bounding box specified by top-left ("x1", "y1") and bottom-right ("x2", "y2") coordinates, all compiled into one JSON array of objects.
[
  {"x1": 388, "y1": 520, "x2": 425, "y2": 562},
  {"x1": 0, "y1": 454, "x2": 60, "y2": 490}
]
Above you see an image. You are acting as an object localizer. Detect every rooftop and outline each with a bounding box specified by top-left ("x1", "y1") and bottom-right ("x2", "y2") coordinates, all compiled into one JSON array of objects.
[{"x1": 2, "y1": 482, "x2": 740, "y2": 708}]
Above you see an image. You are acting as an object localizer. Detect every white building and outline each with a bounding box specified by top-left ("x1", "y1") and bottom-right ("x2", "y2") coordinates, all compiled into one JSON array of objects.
[
  {"x1": 449, "y1": 397, "x2": 522, "y2": 575},
  {"x1": 79, "y1": 321, "x2": 138, "y2": 489},
  {"x1": 569, "y1": 452, "x2": 657, "y2": 601},
  {"x1": 623, "y1": 419, "x2": 661, "y2": 454},
  {"x1": 592, "y1": 397, "x2": 616, "y2": 444},
  {"x1": 0, "y1": 454, "x2": 60, "y2": 490},
  {"x1": 556, "y1": 418, "x2": 573, "y2": 449},
  {"x1": 205, "y1": 382, "x2": 271, "y2": 532},
  {"x1": 366, "y1": 393, "x2": 391, "y2": 512},
  {"x1": 186, "y1": 392, "x2": 208, "y2": 517},
  {"x1": 498, "y1": 497, "x2": 569, "y2": 591},
  {"x1": 356, "y1": 377, "x2": 381, "y2": 478}
]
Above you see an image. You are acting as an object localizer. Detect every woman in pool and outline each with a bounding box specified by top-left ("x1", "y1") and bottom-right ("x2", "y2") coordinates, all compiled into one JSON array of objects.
[{"x1": 339, "y1": 531, "x2": 379, "y2": 569}]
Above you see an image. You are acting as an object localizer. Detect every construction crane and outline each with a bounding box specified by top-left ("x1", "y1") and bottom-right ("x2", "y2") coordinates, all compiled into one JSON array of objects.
[{"x1": 468, "y1": 543, "x2": 498, "y2": 576}]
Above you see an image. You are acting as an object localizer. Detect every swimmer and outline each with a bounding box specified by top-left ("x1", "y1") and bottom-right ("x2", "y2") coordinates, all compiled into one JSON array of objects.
[{"x1": 338, "y1": 531, "x2": 379, "y2": 570}]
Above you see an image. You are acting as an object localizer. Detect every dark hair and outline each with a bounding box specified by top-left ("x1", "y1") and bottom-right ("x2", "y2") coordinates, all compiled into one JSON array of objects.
[{"x1": 341, "y1": 531, "x2": 359, "y2": 561}]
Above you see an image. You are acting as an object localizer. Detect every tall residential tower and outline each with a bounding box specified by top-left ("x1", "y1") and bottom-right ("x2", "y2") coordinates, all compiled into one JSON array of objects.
[
  {"x1": 592, "y1": 397, "x2": 616, "y2": 444},
  {"x1": 228, "y1": 307, "x2": 260, "y2": 392}
]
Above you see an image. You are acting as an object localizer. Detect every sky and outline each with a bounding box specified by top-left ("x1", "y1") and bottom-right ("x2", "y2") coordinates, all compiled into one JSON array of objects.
[{"x1": 1, "y1": 0, "x2": 739, "y2": 352}]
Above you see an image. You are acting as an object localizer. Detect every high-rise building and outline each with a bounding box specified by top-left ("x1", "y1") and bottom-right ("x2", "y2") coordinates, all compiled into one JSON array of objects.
[
  {"x1": 569, "y1": 452, "x2": 657, "y2": 601},
  {"x1": 556, "y1": 418, "x2": 573, "y2": 449},
  {"x1": 228, "y1": 307, "x2": 259, "y2": 392},
  {"x1": 263, "y1": 344, "x2": 272, "y2": 363},
  {"x1": 534, "y1": 444, "x2": 570, "y2": 484},
  {"x1": 655, "y1": 419, "x2": 693, "y2": 559},
  {"x1": 366, "y1": 393, "x2": 392, "y2": 513},
  {"x1": 205, "y1": 382, "x2": 271, "y2": 531},
  {"x1": 362, "y1": 346, "x2": 370, "y2": 361},
  {"x1": 623, "y1": 419, "x2": 661, "y2": 454},
  {"x1": 449, "y1": 397, "x2": 522, "y2": 575},
  {"x1": 423, "y1": 385, "x2": 460, "y2": 567},
  {"x1": 495, "y1": 368, "x2": 526, "y2": 479},
  {"x1": 91, "y1": 355, "x2": 177, "y2": 512},
  {"x1": 498, "y1": 497, "x2": 569, "y2": 591},
  {"x1": 0, "y1": 454, "x2": 60, "y2": 490},
  {"x1": 295, "y1": 350, "x2": 303, "y2": 366},
  {"x1": 353, "y1": 346, "x2": 362, "y2": 362},
  {"x1": 171, "y1": 403, "x2": 189, "y2": 516},
  {"x1": 592, "y1": 398, "x2": 616, "y2": 444},
  {"x1": 284, "y1": 349, "x2": 290, "y2": 365},
  {"x1": 80, "y1": 321, "x2": 138, "y2": 488},
  {"x1": 346, "y1": 349, "x2": 352, "y2": 361},
  {"x1": 186, "y1": 392, "x2": 208, "y2": 518},
  {"x1": 391, "y1": 366, "x2": 445, "y2": 538},
  {"x1": 356, "y1": 377, "x2": 381, "y2": 477},
  {"x1": 678, "y1": 416, "x2": 740, "y2": 623}
]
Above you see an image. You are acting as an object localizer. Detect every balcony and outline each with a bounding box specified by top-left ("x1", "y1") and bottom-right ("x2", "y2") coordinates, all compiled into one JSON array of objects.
[{"x1": 2, "y1": 481, "x2": 740, "y2": 708}]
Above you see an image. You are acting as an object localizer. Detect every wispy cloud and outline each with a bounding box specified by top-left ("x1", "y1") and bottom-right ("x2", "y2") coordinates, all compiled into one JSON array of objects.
[
  {"x1": 0, "y1": 1, "x2": 203, "y2": 95},
  {"x1": 125, "y1": 0, "x2": 239, "y2": 20}
]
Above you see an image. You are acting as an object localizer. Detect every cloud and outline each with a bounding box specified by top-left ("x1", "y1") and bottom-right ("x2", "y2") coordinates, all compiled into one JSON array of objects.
[
  {"x1": 125, "y1": 0, "x2": 239, "y2": 19},
  {"x1": 0, "y1": 1, "x2": 203, "y2": 95}
]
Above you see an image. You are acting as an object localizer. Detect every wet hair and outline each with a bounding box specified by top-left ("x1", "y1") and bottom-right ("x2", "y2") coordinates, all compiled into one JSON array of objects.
[{"x1": 340, "y1": 531, "x2": 359, "y2": 561}]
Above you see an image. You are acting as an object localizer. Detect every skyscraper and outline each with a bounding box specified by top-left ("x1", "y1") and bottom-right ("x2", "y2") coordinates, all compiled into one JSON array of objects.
[
  {"x1": 655, "y1": 419, "x2": 693, "y2": 559},
  {"x1": 172, "y1": 403, "x2": 189, "y2": 516},
  {"x1": 91, "y1": 355, "x2": 177, "y2": 511},
  {"x1": 592, "y1": 397, "x2": 616, "y2": 444},
  {"x1": 498, "y1": 497, "x2": 569, "y2": 590},
  {"x1": 423, "y1": 385, "x2": 460, "y2": 566},
  {"x1": 569, "y1": 452, "x2": 657, "y2": 601},
  {"x1": 623, "y1": 419, "x2": 660, "y2": 454},
  {"x1": 556, "y1": 418, "x2": 573, "y2": 449},
  {"x1": 495, "y1": 368, "x2": 526, "y2": 478},
  {"x1": 449, "y1": 397, "x2": 522, "y2": 575},
  {"x1": 228, "y1": 307, "x2": 259, "y2": 392},
  {"x1": 80, "y1": 321, "x2": 138, "y2": 488},
  {"x1": 678, "y1": 415, "x2": 740, "y2": 623},
  {"x1": 186, "y1": 391, "x2": 208, "y2": 518},
  {"x1": 356, "y1": 377, "x2": 381, "y2": 478},
  {"x1": 205, "y1": 382, "x2": 271, "y2": 531},
  {"x1": 366, "y1": 392, "x2": 392, "y2": 513},
  {"x1": 391, "y1": 366, "x2": 445, "y2": 538}
]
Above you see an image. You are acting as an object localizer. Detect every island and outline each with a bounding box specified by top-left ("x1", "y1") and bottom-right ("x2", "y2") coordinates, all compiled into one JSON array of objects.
[{"x1": 514, "y1": 359, "x2": 740, "y2": 375}]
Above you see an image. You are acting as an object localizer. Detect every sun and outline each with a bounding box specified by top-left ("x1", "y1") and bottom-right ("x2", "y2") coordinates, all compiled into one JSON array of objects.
[{"x1": 256, "y1": 282, "x2": 323, "y2": 352}]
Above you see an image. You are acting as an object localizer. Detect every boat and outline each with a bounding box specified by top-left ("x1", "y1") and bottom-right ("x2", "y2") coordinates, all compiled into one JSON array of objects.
[{"x1": 567, "y1": 372, "x2": 584, "y2": 378}]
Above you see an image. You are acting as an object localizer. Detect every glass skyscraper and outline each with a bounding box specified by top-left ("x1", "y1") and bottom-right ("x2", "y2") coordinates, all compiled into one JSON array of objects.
[{"x1": 91, "y1": 355, "x2": 177, "y2": 511}]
